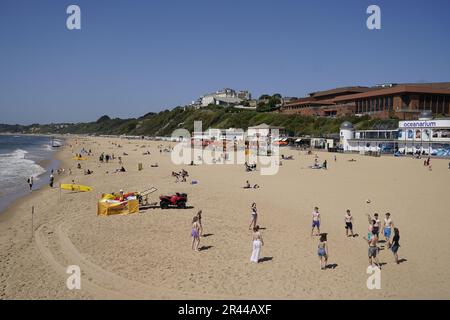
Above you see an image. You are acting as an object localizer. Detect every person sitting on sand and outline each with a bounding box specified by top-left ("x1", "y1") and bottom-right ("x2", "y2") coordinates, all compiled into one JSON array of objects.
[
  {"x1": 388, "y1": 227, "x2": 401, "y2": 264},
  {"x1": 172, "y1": 171, "x2": 180, "y2": 182},
  {"x1": 322, "y1": 160, "x2": 327, "y2": 170},
  {"x1": 243, "y1": 180, "x2": 251, "y2": 189},
  {"x1": 348, "y1": 158, "x2": 356, "y2": 162},
  {"x1": 250, "y1": 225, "x2": 264, "y2": 263},
  {"x1": 345, "y1": 209, "x2": 354, "y2": 237},
  {"x1": 249, "y1": 203, "x2": 258, "y2": 230},
  {"x1": 180, "y1": 169, "x2": 189, "y2": 182},
  {"x1": 191, "y1": 216, "x2": 201, "y2": 252},
  {"x1": 311, "y1": 207, "x2": 321, "y2": 236},
  {"x1": 114, "y1": 166, "x2": 126, "y2": 173},
  {"x1": 253, "y1": 184, "x2": 260, "y2": 189},
  {"x1": 77, "y1": 163, "x2": 82, "y2": 169},
  {"x1": 318, "y1": 233, "x2": 329, "y2": 270}
]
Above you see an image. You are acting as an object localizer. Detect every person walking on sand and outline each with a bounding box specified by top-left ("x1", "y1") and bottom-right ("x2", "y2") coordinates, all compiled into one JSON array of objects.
[
  {"x1": 27, "y1": 176, "x2": 33, "y2": 192},
  {"x1": 249, "y1": 203, "x2": 258, "y2": 230},
  {"x1": 311, "y1": 207, "x2": 321, "y2": 236},
  {"x1": 365, "y1": 232, "x2": 381, "y2": 269},
  {"x1": 383, "y1": 212, "x2": 394, "y2": 242},
  {"x1": 250, "y1": 225, "x2": 264, "y2": 263},
  {"x1": 318, "y1": 233, "x2": 329, "y2": 270},
  {"x1": 191, "y1": 216, "x2": 201, "y2": 251},
  {"x1": 49, "y1": 173, "x2": 55, "y2": 188},
  {"x1": 197, "y1": 210, "x2": 203, "y2": 237},
  {"x1": 345, "y1": 209, "x2": 354, "y2": 237},
  {"x1": 388, "y1": 227, "x2": 401, "y2": 264}
]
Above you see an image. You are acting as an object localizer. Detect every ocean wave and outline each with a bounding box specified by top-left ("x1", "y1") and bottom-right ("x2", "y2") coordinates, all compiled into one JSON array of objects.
[
  {"x1": 43, "y1": 144, "x2": 54, "y2": 151},
  {"x1": 0, "y1": 149, "x2": 46, "y2": 184}
]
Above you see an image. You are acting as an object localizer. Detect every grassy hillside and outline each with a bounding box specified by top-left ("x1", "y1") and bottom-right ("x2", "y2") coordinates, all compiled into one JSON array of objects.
[{"x1": 0, "y1": 106, "x2": 399, "y2": 137}]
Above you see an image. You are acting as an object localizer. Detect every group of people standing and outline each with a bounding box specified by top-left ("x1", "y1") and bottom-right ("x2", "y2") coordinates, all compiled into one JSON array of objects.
[
  {"x1": 313, "y1": 208, "x2": 401, "y2": 270},
  {"x1": 365, "y1": 212, "x2": 400, "y2": 267},
  {"x1": 190, "y1": 203, "x2": 403, "y2": 271}
]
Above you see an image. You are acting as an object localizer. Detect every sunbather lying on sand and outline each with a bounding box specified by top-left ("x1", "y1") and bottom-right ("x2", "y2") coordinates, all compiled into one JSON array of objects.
[{"x1": 243, "y1": 180, "x2": 260, "y2": 189}]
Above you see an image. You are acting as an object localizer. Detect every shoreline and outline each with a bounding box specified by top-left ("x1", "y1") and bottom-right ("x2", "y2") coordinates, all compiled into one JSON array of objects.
[
  {"x1": 0, "y1": 139, "x2": 68, "y2": 223},
  {"x1": 1, "y1": 135, "x2": 449, "y2": 299}
]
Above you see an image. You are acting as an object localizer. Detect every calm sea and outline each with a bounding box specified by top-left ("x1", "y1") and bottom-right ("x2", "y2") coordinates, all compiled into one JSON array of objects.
[{"x1": 0, "y1": 135, "x2": 62, "y2": 213}]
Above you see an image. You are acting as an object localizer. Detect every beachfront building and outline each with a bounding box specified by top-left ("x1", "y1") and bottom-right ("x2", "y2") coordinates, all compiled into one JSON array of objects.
[
  {"x1": 192, "y1": 128, "x2": 246, "y2": 142},
  {"x1": 339, "y1": 113, "x2": 450, "y2": 156},
  {"x1": 200, "y1": 88, "x2": 251, "y2": 107},
  {"x1": 247, "y1": 123, "x2": 286, "y2": 139},
  {"x1": 281, "y1": 82, "x2": 450, "y2": 120}
]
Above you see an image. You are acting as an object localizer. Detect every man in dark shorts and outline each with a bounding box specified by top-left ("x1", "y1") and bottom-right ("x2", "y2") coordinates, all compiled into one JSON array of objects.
[{"x1": 345, "y1": 209, "x2": 354, "y2": 237}]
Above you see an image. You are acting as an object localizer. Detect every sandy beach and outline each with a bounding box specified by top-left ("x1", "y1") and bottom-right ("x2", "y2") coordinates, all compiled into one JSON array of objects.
[{"x1": 1, "y1": 136, "x2": 449, "y2": 300}]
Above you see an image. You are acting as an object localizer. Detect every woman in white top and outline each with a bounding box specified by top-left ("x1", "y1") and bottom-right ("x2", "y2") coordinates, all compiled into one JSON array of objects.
[{"x1": 250, "y1": 225, "x2": 264, "y2": 263}]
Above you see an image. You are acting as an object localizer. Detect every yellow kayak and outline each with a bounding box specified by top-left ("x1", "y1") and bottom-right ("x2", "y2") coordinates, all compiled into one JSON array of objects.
[{"x1": 60, "y1": 184, "x2": 93, "y2": 192}]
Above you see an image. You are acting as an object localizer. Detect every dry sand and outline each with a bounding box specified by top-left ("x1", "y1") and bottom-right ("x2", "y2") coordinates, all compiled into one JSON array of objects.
[{"x1": 1, "y1": 136, "x2": 449, "y2": 299}]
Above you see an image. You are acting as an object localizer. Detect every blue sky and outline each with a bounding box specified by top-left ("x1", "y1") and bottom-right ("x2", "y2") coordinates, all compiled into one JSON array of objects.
[{"x1": 1, "y1": 0, "x2": 449, "y2": 124}]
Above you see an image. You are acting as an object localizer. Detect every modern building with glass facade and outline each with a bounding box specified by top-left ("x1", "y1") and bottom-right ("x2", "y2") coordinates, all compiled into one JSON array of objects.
[{"x1": 339, "y1": 112, "x2": 450, "y2": 157}]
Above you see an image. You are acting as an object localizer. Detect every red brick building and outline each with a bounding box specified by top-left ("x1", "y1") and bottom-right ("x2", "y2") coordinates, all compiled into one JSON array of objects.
[{"x1": 281, "y1": 83, "x2": 450, "y2": 120}]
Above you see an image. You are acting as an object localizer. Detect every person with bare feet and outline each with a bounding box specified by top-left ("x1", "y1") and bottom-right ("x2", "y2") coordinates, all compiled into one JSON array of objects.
[
  {"x1": 250, "y1": 225, "x2": 264, "y2": 263},
  {"x1": 311, "y1": 206, "x2": 321, "y2": 236},
  {"x1": 365, "y1": 231, "x2": 381, "y2": 269},
  {"x1": 318, "y1": 233, "x2": 329, "y2": 270},
  {"x1": 388, "y1": 227, "x2": 401, "y2": 264},
  {"x1": 383, "y1": 212, "x2": 394, "y2": 242},
  {"x1": 368, "y1": 213, "x2": 380, "y2": 238},
  {"x1": 197, "y1": 210, "x2": 203, "y2": 237},
  {"x1": 191, "y1": 216, "x2": 201, "y2": 251},
  {"x1": 249, "y1": 203, "x2": 258, "y2": 230},
  {"x1": 345, "y1": 209, "x2": 354, "y2": 237}
]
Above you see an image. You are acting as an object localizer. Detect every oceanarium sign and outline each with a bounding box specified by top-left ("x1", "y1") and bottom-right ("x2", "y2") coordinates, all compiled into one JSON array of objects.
[{"x1": 399, "y1": 120, "x2": 450, "y2": 129}]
